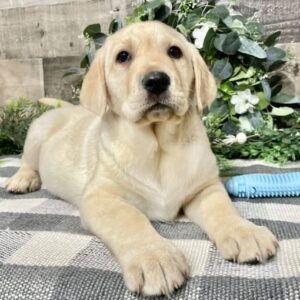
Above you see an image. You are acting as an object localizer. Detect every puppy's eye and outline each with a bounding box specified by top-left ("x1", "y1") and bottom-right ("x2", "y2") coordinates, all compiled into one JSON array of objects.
[
  {"x1": 116, "y1": 51, "x2": 131, "y2": 63},
  {"x1": 168, "y1": 46, "x2": 183, "y2": 59}
]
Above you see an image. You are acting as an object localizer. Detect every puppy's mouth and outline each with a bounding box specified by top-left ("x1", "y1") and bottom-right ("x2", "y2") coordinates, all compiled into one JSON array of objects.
[
  {"x1": 124, "y1": 91, "x2": 187, "y2": 124},
  {"x1": 142, "y1": 100, "x2": 174, "y2": 123},
  {"x1": 144, "y1": 92, "x2": 174, "y2": 113},
  {"x1": 146, "y1": 102, "x2": 171, "y2": 113}
]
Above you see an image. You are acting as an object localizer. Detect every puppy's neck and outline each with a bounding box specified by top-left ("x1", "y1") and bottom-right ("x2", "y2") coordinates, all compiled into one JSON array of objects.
[
  {"x1": 104, "y1": 107, "x2": 204, "y2": 153},
  {"x1": 150, "y1": 107, "x2": 202, "y2": 151}
]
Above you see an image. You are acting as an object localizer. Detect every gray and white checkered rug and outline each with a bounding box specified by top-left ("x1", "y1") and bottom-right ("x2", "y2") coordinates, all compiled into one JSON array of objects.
[{"x1": 0, "y1": 157, "x2": 299, "y2": 299}]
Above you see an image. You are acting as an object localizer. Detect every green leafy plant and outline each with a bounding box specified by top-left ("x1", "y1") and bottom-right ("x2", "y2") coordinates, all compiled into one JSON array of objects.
[
  {"x1": 0, "y1": 98, "x2": 51, "y2": 155},
  {"x1": 206, "y1": 112, "x2": 300, "y2": 165},
  {"x1": 64, "y1": 0, "x2": 300, "y2": 165}
]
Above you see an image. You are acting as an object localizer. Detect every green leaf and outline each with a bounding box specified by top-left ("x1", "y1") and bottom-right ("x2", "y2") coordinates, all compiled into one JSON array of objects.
[
  {"x1": 246, "y1": 21, "x2": 264, "y2": 40},
  {"x1": 206, "y1": 12, "x2": 220, "y2": 25},
  {"x1": 235, "y1": 79, "x2": 256, "y2": 87},
  {"x1": 202, "y1": 28, "x2": 216, "y2": 54},
  {"x1": 239, "y1": 116, "x2": 254, "y2": 132},
  {"x1": 232, "y1": 15, "x2": 247, "y2": 23},
  {"x1": 212, "y1": 59, "x2": 233, "y2": 80},
  {"x1": 269, "y1": 75, "x2": 282, "y2": 87},
  {"x1": 145, "y1": 8, "x2": 155, "y2": 20},
  {"x1": 271, "y1": 84, "x2": 283, "y2": 97},
  {"x1": 270, "y1": 106, "x2": 295, "y2": 116},
  {"x1": 248, "y1": 111, "x2": 264, "y2": 129},
  {"x1": 214, "y1": 34, "x2": 226, "y2": 52},
  {"x1": 84, "y1": 47, "x2": 94, "y2": 65},
  {"x1": 63, "y1": 67, "x2": 85, "y2": 78},
  {"x1": 125, "y1": 16, "x2": 136, "y2": 25},
  {"x1": 219, "y1": 82, "x2": 236, "y2": 95},
  {"x1": 256, "y1": 91, "x2": 270, "y2": 110},
  {"x1": 191, "y1": 7, "x2": 205, "y2": 16},
  {"x1": 109, "y1": 17, "x2": 123, "y2": 34},
  {"x1": 266, "y1": 47, "x2": 286, "y2": 61},
  {"x1": 232, "y1": 66, "x2": 241, "y2": 76},
  {"x1": 133, "y1": 4, "x2": 148, "y2": 20},
  {"x1": 209, "y1": 99, "x2": 229, "y2": 116},
  {"x1": 145, "y1": 0, "x2": 163, "y2": 10},
  {"x1": 223, "y1": 16, "x2": 247, "y2": 34},
  {"x1": 264, "y1": 31, "x2": 281, "y2": 47},
  {"x1": 182, "y1": 13, "x2": 201, "y2": 29},
  {"x1": 93, "y1": 33, "x2": 107, "y2": 49},
  {"x1": 83, "y1": 24, "x2": 101, "y2": 38},
  {"x1": 222, "y1": 120, "x2": 239, "y2": 135},
  {"x1": 214, "y1": 33, "x2": 241, "y2": 55},
  {"x1": 80, "y1": 55, "x2": 89, "y2": 69},
  {"x1": 154, "y1": 3, "x2": 172, "y2": 21},
  {"x1": 261, "y1": 79, "x2": 271, "y2": 100},
  {"x1": 176, "y1": 24, "x2": 189, "y2": 37},
  {"x1": 167, "y1": 13, "x2": 179, "y2": 28},
  {"x1": 264, "y1": 114, "x2": 274, "y2": 130},
  {"x1": 229, "y1": 66, "x2": 256, "y2": 81},
  {"x1": 238, "y1": 36, "x2": 267, "y2": 59},
  {"x1": 271, "y1": 92, "x2": 300, "y2": 104},
  {"x1": 210, "y1": 5, "x2": 229, "y2": 19},
  {"x1": 222, "y1": 32, "x2": 241, "y2": 55},
  {"x1": 267, "y1": 60, "x2": 286, "y2": 72}
]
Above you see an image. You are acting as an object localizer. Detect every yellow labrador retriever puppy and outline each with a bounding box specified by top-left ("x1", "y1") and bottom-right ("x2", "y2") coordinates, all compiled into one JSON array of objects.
[{"x1": 6, "y1": 21, "x2": 278, "y2": 296}]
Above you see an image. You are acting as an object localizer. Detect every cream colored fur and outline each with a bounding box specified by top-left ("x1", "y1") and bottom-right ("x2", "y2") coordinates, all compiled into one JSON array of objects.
[{"x1": 6, "y1": 21, "x2": 278, "y2": 297}]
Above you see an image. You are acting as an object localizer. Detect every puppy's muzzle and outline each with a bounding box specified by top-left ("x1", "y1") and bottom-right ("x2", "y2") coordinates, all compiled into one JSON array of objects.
[{"x1": 142, "y1": 71, "x2": 170, "y2": 96}]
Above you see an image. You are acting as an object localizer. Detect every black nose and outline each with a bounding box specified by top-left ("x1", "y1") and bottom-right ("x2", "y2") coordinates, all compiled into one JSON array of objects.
[{"x1": 142, "y1": 72, "x2": 170, "y2": 95}]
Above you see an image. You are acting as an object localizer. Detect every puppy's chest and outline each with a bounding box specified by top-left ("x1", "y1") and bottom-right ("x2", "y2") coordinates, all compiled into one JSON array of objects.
[{"x1": 123, "y1": 143, "x2": 207, "y2": 220}]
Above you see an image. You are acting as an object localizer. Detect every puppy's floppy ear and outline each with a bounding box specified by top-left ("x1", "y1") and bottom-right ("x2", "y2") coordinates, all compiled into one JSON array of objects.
[
  {"x1": 80, "y1": 46, "x2": 109, "y2": 115},
  {"x1": 190, "y1": 45, "x2": 217, "y2": 112}
]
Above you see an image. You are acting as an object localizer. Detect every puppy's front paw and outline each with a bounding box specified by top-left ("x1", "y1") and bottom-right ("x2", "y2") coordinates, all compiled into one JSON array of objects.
[
  {"x1": 120, "y1": 238, "x2": 190, "y2": 296},
  {"x1": 6, "y1": 169, "x2": 41, "y2": 194},
  {"x1": 215, "y1": 218, "x2": 279, "y2": 263}
]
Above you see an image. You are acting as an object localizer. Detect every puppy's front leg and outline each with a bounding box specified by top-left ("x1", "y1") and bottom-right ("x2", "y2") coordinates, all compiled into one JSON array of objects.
[
  {"x1": 184, "y1": 181, "x2": 279, "y2": 263},
  {"x1": 80, "y1": 188, "x2": 190, "y2": 296}
]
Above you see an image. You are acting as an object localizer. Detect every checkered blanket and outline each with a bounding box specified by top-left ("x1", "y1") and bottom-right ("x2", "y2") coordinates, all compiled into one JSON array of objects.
[{"x1": 0, "y1": 157, "x2": 300, "y2": 300}]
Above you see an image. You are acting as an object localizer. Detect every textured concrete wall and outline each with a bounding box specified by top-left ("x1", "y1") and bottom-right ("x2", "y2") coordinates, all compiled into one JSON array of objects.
[
  {"x1": 237, "y1": 0, "x2": 300, "y2": 43},
  {"x1": 0, "y1": 59, "x2": 44, "y2": 106},
  {"x1": 0, "y1": 0, "x2": 299, "y2": 105}
]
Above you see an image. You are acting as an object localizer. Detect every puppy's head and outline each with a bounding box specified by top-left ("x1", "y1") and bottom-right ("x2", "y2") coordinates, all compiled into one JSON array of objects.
[{"x1": 80, "y1": 21, "x2": 216, "y2": 123}]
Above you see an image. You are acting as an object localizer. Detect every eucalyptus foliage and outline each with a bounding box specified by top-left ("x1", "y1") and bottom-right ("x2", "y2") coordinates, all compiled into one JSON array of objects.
[
  {"x1": 205, "y1": 112, "x2": 300, "y2": 165},
  {"x1": 64, "y1": 0, "x2": 300, "y2": 164}
]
